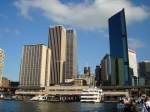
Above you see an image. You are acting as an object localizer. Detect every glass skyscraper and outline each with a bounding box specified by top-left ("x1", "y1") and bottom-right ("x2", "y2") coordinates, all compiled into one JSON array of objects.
[{"x1": 109, "y1": 9, "x2": 129, "y2": 86}]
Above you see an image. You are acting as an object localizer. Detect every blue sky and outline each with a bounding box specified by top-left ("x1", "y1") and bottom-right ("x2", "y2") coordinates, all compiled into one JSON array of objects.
[{"x1": 0, "y1": 0, "x2": 150, "y2": 81}]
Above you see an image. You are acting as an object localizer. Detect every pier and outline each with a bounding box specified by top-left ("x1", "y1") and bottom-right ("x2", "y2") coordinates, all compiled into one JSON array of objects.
[{"x1": 15, "y1": 86, "x2": 136, "y2": 101}]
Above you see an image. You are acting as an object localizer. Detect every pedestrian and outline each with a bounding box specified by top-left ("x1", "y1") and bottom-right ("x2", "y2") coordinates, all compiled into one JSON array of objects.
[
  {"x1": 141, "y1": 95, "x2": 150, "y2": 112},
  {"x1": 123, "y1": 97, "x2": 138, "y2": 112},
  {"x1": 144, "y1": 96, "x2": 150, "y2": 112},
  {"x1": 117, "y1": 99, "x2": 125, "y2": 112}
]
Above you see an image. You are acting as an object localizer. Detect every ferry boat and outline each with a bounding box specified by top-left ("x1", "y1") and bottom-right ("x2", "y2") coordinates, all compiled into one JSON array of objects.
[
  {"x1": 80, "y1": 87, "x2": 103, "y2": 103},
  {"x1": 30, "y1": 95, "x2": 47, "y2": 101}
]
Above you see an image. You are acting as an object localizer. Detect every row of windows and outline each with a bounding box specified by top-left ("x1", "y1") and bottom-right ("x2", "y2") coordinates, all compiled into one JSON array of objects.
[
  {"x1": 49, "y1": 89, "x2": 82, "y2": 91},
  {"x1": 49, "y1": 27, "x2": 62, "y2": 84},
  {"x1": 81, "y1": 98, "x2": 98, "y2": 100}
]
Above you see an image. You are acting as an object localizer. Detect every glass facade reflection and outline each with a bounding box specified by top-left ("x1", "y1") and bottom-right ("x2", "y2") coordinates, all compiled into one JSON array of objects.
[{"x1": 109, "y1": 9, "x2": 129, "y2": 86}]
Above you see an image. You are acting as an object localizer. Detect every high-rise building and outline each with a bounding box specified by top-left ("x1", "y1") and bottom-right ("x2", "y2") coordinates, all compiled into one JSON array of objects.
[
  {"x1": 109, "y1": 9, "x2": 129, "y2": 86},
  {"x1": 95, "y1": 65, "x2": 101, "y2": 86},
  {"x1": 65, "y1": 29, "x2": 77, "y2": 79},
  {"x1": 101, "y1": 54, "x2": 111, "y2": 86},
  {"x1": 128, "y1": 49, "x2": 138, "y2": 86},
  {"x1": 138, "y1": 61, "x2": 150, "y2": 86},
  {"x1": 84, "y1": 66, "x2": 91, "y2": 77},
  {"x1": 48, "y1": 25, "x2": 66, "y2": 84},
  {"x1": 111, "y1": 57, "x2": 125, "y2": 86},
  {"x1": 0, "y1": 48, "x2": 4, "y2": 87},
  {"x1": 84, "y1": 67, "x2": 88, "y2": 74},
  {"x1": 128, "y1": 49, "x2": 138, "y2": 77},
  {"x1": 19, "y1": 44, "x2": 51, "y2": 89},
  {"x1": 101, "y1": 54, "x2": 111, "y2": 81}
]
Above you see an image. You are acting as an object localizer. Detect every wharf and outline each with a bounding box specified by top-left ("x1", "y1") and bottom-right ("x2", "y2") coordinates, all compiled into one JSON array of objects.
[{"x1": 15, "y1": 86, "x2": 129, "y2": 102}]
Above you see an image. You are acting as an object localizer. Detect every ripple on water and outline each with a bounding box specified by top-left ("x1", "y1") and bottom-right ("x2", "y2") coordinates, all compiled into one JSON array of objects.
[{"x1": 0, "y1": 101, "x2": 117, "y2": 112}]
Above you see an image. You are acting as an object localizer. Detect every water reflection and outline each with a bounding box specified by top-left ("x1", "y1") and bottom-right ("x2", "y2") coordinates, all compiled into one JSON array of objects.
[{"x1": 0, "y1": 101, "x2": 116, "y2": 112}]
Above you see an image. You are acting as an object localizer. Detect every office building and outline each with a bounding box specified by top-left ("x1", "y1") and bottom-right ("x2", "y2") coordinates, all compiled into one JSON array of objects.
[
  {"x1": 95, "y1": 65, "x2": 101, "y2": 86},
  {"x1": 0, "y1": 48, "x2": 4, "y2": 87},
  {"x1": 19, "y1": 44, "x2": 51, "y2": 89},
  {"x1": 101, "y1": 54, "x2": 111, "y2": 81},
  {"x1": 109, "y1": 9, "x2": 129, "y2": 86},
  {"x1": 74, "y1": 78, "x2": 87, "y2": 86},
  {"x1": 111, "y1": 57, "x2": 125, "y2": 86},
  {"x1": 65, "y1": 29, "x2": 77, "y2": 79},
  {"x1": 101, "y1": 54, "x2": 111, "y2": 86},
  {"x1": 88, "y1": 74, "x2": 95, "y2": 86},
  {"x1": 138, "y1": 61, "x2": 150, "y2": 86},
  {"x1": 2, "y1": 77, "x2": 10, "y2": 88},
  {"x1": 128, "y1": 49, "x2": 138, "y2": 77},
  {"x1": 48, "y1": 25, "x2": 66, "y2": 84},
  {"x1": 128, "y1": 49, "x2": 138, "y2": 86},
  {"x1": 138, "y1": 61, "x2": 150, "y2": 77},
  {"x1": 84, "y1": 66, "x2": 91, "y2": 77}
]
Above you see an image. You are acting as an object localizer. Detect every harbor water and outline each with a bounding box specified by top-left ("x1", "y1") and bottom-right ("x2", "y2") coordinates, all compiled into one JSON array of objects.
[{"x1": 0, "y1": 101, "x2": 117, "y2": 112}]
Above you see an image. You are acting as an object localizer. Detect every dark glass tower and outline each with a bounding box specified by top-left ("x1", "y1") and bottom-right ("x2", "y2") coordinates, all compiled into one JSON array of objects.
[{"x1": 109, "y1": 9, "x2": 129, "y2": 86}]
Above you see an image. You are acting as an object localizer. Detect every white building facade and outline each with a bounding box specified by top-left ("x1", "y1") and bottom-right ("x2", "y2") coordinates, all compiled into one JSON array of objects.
[
  {"x1": 48, "y1": 25, "x2": 66, "y2": 84},
  {"x1": 19, "y1": 44, "x2": 51, "y2": 89},
  {"x1": 128, "y1": 49, "x2": 138, "y2": 85}
]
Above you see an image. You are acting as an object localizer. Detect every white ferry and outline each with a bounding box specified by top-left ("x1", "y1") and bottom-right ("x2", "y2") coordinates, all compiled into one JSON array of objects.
[
  {"x1": 80, "y1": 87, "x2": 103, "y2": 103},
  {"x1": 30, "y1": 95, "x2": 47, "y2": 101}
]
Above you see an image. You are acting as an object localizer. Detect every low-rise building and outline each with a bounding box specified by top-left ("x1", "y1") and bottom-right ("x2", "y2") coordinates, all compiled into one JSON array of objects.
[
  {"x1": 74, "y1": 78, "x2": 87, "y2": 86},
  {"x1": 2, "y1": 77, "x2": 10, "y2": 88},
  {"x1": 138, "y1": 61, "x2": 150, "y2": 86}
]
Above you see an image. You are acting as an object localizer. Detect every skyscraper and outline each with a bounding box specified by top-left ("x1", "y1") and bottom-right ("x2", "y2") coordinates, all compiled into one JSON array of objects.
[
  {"x1": 128, "y1": 49, "x2": 138, "y2": 86},
  {"x1": 95, "y1": 65, "x2": 101, "y2": 86},
  {"x1": 84, "y1": 66, "x2": 91, "y2": 77},
  {"x1": 111, "y1": 57, "x2": 125, "y2": 85},
  {"x1": 19, "y1": 44, "x2": 51, "y2": 89},
  {"x1": 109, "y1": 9, "x2": 129, "y2": 86},
  {"x1": 128, "y1": 49, "x2": 138, "y2": 77},
  {"x1": 65, "y1": 29, "x2": 77, "y2": 79},
  {"x1": 0, "y1": 48, "x2": 4, "y2": 87},
  {"x1": 101, "y1": 54, "x2": 111, "y2": 85},
  {"x1": 101, "y1": 54, "x2": 111, "y2": 81},
  {"x1": 48, "y1": 25, "x2": 66, "y2": 84}
]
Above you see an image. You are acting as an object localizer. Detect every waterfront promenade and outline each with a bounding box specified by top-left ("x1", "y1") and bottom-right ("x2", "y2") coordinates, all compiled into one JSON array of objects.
[
  {"x1": 15, "y1": 85, "x2": 150, "y2": 95},
  {"x1": 16, "y1": 86, "x2": 129, "y2": 96},
  {"x1": 15, "y1": 86, "x2": 130, "y2": 101},
  {"x1": 1, "y1": 85, "x2": 149, "y2": 102}
]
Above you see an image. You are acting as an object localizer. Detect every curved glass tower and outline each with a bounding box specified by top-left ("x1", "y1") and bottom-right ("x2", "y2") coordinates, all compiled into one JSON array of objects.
[{"x1": 109, "y1": 9, "x2": 130, "y2": 86}]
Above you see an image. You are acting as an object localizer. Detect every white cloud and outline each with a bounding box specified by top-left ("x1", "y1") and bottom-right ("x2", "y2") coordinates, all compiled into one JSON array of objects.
[
  {"x1": 14, "y1": 0, "x2": 150, "y2": 28},
  {"x1": 0, "y1": 28, "x2": 21, "y2": 35},
  {"x1": 128, "y1": 38, "x2": 145, "y2": 50}
]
